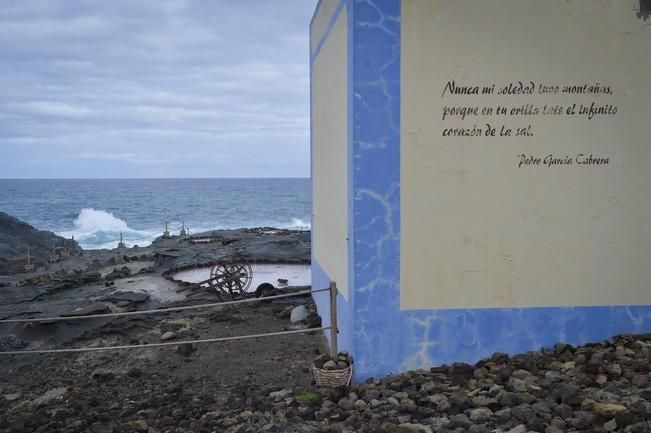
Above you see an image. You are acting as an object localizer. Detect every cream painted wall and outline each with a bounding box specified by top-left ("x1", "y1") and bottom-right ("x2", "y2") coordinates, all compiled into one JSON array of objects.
[
  {"x1": 312, "y1": 8, "x2": 349, "y2": 298},
  {"x1": 311, "y1": 0, "x2": 339, "y2": 54},
  {"x1": 401, "y1": 0, "x2": 651, "y2": 309}
]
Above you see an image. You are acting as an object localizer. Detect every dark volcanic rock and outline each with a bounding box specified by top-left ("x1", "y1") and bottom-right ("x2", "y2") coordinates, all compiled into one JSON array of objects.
[
  {"x1": 104, "y1": 266, "x2": 132, "y2": 281},
  {"x1": 103, "y1": 290, "x2": 150, "y2": 304},
  {"x1": 156, "y1": 228, "x2": 310, "y2": 274},
  {"x1": 5, "y1": 334, "x2": 651, "y2": 433},
  {"x1": 49, "y1": 270, "x2": 102, "y2": 289},
  {"x1": 0, "y1": 335, "x2": 28, "y2": 350},
  {"x1": 61, "y1": 302, "x2": 110, "y2": 317},
  {"x1": 0, "y1": 212, "x2": 81, "y2": 275}
]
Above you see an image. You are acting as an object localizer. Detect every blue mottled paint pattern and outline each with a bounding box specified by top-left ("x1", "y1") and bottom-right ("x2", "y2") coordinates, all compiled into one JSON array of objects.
[
  {"x1": 349, "y1": 0, "x2": 402, "y2": 382},
  {"x1": 311, "y1": 0, "x2": 651, "y2": 383}
]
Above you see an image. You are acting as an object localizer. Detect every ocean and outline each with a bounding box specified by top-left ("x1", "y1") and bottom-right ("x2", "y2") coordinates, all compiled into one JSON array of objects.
[{"x1": 0, "y1": 178, "x2": 311, "y2": 250}]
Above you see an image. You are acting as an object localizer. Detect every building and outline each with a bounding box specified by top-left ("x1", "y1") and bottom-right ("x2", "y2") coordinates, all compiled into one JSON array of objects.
[{"x1": 310, "y1": 0, "x2": 651, "y2": 381}]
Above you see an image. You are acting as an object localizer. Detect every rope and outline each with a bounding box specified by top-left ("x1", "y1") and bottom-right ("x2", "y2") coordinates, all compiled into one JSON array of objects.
[
  {"x1": 0, "y1": 288, "x2": 331, "y2": 324},
  {"x1": 0, "y1": 327, "x2": 331, "y2": 355}
]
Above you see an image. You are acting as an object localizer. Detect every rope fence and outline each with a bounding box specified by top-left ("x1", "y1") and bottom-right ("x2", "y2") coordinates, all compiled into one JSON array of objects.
[
  {"x1": 0, "y1": 283, "x2": 339, "y2": 356},
  {"x1": 0, "y1": 287, "x2": 330, "y2": 324},
  {"x1": 0, "y1": 327, "x2": 330, "y2": 355}
]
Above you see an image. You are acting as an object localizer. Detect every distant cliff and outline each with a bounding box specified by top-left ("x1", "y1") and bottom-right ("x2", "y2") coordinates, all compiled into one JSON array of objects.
[{"x1": 0, "y1": 212, "x2": 80, "y2": 275}]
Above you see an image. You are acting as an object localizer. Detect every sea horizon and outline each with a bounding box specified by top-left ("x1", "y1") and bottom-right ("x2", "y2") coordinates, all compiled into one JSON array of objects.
[{"x1": 0, "y1": 178, "x2": 311, "y2": 250}]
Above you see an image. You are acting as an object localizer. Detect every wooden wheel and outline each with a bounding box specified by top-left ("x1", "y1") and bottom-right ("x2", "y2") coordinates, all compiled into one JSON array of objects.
[{"x1": 209, "y1": 258, "x2": 253, "y2": 299}]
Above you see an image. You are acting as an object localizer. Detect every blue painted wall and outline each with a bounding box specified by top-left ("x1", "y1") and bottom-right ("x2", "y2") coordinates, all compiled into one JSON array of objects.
[
  {"x1": 348, "y1": 0, "x2": 402, "y2": 382},
  {"x1": 312, "y1": 0, "x2": 651, "y2": 383}
]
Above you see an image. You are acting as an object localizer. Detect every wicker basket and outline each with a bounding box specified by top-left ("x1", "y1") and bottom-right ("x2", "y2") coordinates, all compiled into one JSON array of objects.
[{"x1": 313, "y1": 365, "x2": 353, "y2": 387}]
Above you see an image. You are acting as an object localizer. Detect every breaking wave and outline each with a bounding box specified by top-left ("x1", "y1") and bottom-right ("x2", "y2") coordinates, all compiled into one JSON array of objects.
[
  {"x1": 282, "y1": 218, "x2": 311, "y2": 231},
  {"x1": 56, "y1": 209, "x2": 310, "y2": 250},
  {"x1": 57, "y1": 208, "x2": 157, "y2": 250}
]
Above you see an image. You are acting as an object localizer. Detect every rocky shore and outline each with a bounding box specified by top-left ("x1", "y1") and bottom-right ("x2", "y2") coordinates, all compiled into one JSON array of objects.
[
  {"x1": 3, "y1": 333, "x2": 651, "y2": 432},
  {"x1": 0, "y1": 224, "x2": 311, "y2": 349},
  {"x1": 0, "y1": 212, "x2": 81, "y2": 275},
  {"x1": 0, "y1": 216, "x2": 325, "y2": 432}
]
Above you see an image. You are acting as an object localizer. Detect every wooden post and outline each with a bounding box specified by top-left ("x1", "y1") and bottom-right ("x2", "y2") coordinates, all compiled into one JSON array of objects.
[{"x1": 329, "y1": 281, "x2": 338, "y2": 357}]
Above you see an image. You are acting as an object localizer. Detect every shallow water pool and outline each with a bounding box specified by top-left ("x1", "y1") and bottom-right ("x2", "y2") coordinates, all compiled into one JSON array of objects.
[{"x1": 172, "y1": 263, "x2": 311, "y2": 292}]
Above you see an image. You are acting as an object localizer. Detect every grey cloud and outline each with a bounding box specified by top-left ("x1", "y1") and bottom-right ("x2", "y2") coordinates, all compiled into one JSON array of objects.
[
  {"x1": 0, "y1": 0, "x2": 317, "y2": 178},
  {"x1": 7, "y1": 101, "x2": 95, "y2": 119},
  {"x1": 0, "y1": 15, "x2": 109, "y2": 39}
]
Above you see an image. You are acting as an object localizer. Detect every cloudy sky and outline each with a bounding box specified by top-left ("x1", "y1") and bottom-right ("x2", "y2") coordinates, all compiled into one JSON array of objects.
[{"x1": 0, "y1": 0, "x2": 317, "y2": 178}]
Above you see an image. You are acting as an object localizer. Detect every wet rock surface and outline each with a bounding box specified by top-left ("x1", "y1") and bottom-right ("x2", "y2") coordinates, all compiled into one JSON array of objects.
[
  {"x1": 101, "y1": 290, "x2": 150, "y2": 305},
  {"x1": 3, "y1": 334, "x2": 651, "y2": 432},
  {"x1": 0, "y1": 227, "x2": 311, "y2": 344},
  {"x1": 155, "y1": 228, "x2": 311, "y2": 275}
]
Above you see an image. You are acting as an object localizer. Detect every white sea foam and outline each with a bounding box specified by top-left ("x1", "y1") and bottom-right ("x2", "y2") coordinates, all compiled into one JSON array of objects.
[
  {"x1": 57, "y1": 209, "x2": 311, "y2": 250},
  {"x1": 284, "y1": 218, "x2": 311, "y2": 230},
  {"x1": 58, "y1": 208, "x2": 158, "y2": 250},
  {"x1": 73, "y1": 208, "x2": 128, "y2": 233}
]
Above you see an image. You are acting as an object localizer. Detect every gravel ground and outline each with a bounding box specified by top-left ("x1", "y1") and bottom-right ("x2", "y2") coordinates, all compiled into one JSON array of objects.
[
  {"x1": 3, "y1": 329, "x2": 651, "y2": 432},
  {"x1": 0, "y1": 292, "x2": 326, "y2": 433}
]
